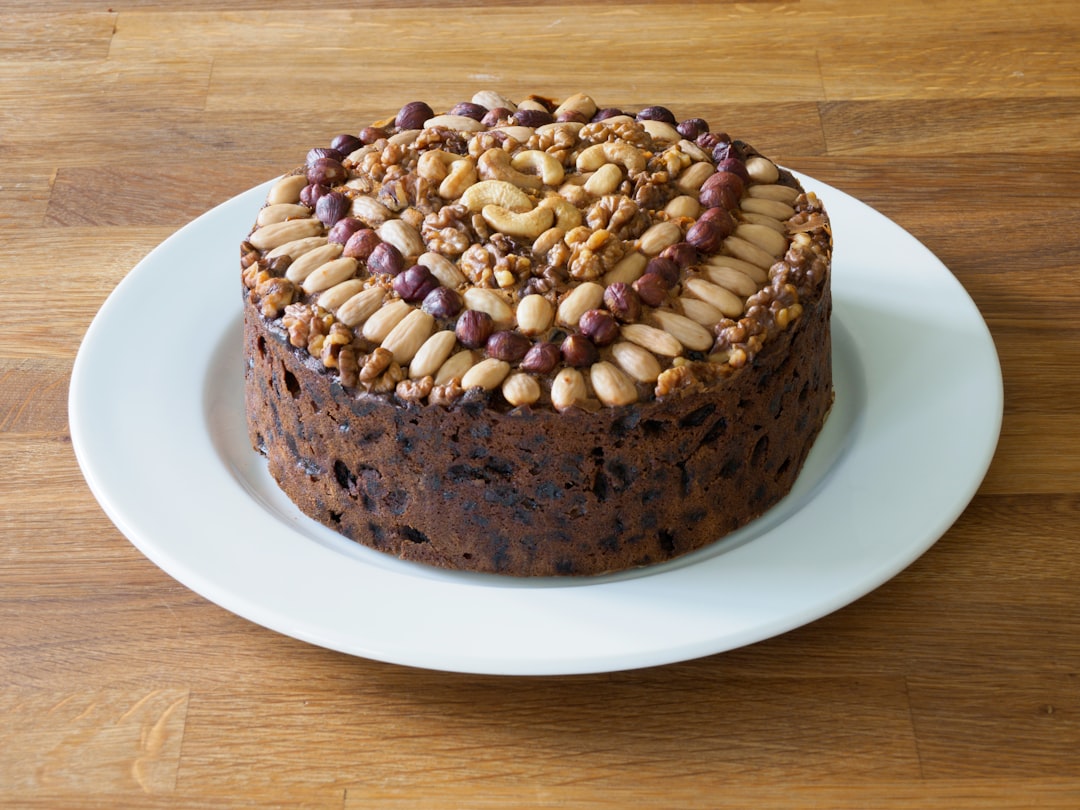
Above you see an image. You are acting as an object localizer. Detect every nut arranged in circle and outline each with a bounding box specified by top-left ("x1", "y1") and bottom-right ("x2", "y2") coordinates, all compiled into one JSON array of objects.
[{"x1": 243, "y1": 92, "x2": 831, "y2": 412}]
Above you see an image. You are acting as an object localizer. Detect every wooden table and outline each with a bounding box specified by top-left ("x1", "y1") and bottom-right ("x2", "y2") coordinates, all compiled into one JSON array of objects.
[{"x1": 3, "y1": 1, "x2": 1078, "y2": 806}]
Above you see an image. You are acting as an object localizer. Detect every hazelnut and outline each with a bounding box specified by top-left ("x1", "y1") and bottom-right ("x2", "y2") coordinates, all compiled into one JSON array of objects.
[
  {"x1": 579, "y1": 310, "x2": 620, "y2": 346},
  {"x1": 659, "y1": 242, "x2": 699, "y2": 270},
  {"x1": 636, "y1": 105, "x2": 677, "y2": 125},
  {"x1": 677, "y1": 118, "x2": 709, "y2": 140},
  {"x1": 299, "y1": 183, "x2": 329, "y2": 208},
  {"x1": 315, "y1": 191, "x2": 349, "y2": 228},
  {"x1": 561, "y1": 334, "x2": 599, "y2": 367},
  {"x1": 393, "y1": 264, "x2": 439, "y2": 303},
  {"x1": 633, "y1": 272, "x2": 670, "y2": 307},
  {"x1": 455, "y1": 309, "x2": 494, "y2": 349},
  {"x1": 327, "y1": 217, "x2": 365, "y2": 245},
  {"x1": 306, "y1": 157, "x2": 347, "y2": 186},
  {"x1": 342, "y1": 228, "x2": 381, "y2": 260},
  {"x1": 520, "y1": 341, "x2": 560, "y2": 374},
  {"x1": 306, "y1": 147, "x2": 345, "y2": 167},
  {"x1": 714, "y1": 157, "x2": 750, "y2": 185},
  {"x1": 367, "y1": 242, "x2": 405, "y2": 277},
  {"x1": 481, "y1": 107, "x2": 514, "y2": 127},
  {"x1": 592, "y1": 108, "x2": 624, "y2": 122},
  {"x1": 644, "y1": 257, "x2": 680, "y2": 287},
  {"x1": 486, "y1": 330, "x2": 532, "y2": 362},
  {"x1": 603, "y1": 282, "x2": 642, "y2": 323},
  {"x1": 330, "y1": 133, "x2": 364, "y2": 155},
  {"x1": 396, "y1": 101, "x2": 434, "y2": 130},
  {"x1": 449, "y1": 101, "x2": 488, "y2": 121},
  {"x1": 421, "y1": 286, "x2": 463, "y2": 319},
  {"x1": 686, "y1": 217, "x2": 728, "y2": 254},
  {"x1": 358, "y1": 126, "x2": 386, "y2": 145},
  {"x1": 512, "y1": 108, "x2": 555, "y2": 128}
]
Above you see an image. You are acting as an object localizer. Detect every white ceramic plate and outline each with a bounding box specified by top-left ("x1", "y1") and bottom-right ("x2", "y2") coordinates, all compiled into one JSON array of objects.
[{"x1": 70, "y1": 174, "x2": 1002, "y2": 675}]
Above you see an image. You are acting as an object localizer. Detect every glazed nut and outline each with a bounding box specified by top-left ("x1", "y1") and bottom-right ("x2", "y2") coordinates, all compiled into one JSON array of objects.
[
  {"x1": 486, "y1": 330, "x2": 532, "y2": 362},
  {"x1": 553, "y1": 92, "x2": 598, "y2": 121},
  {"x1": 409, "y1": 330, "x2": 458, "y2": 379},
  {"x1": 501, "y1": 372, "x2": 542, "y2": 407},
  {"x1": 249, "y1": 217, "x2": 324, "y2": 251},
  {"x1": 380, "y1": 308, "x2": 435, "y2": 365},
  {"x1": 367, "y1": 242, "x2": 406, "y2": 277},
  {"x1": 265, "y1": 236, "x2": 327, "y2": 261},
  {"x1": 556, "y1": 281, "x2": 605, "y2": 328},
  {"x1": 583, "y1": 163, "x2": 623, "y2": 196},
  {"x1": 284, "y1": 243, "x2": 344, "y2": 283},
  {"x1": 455, "y1": 308, "x2": 495, "y2": 348},
  {"x1": 417, "y1": 149, "x2": 465, "y2": 181},
  {"x1": 460, "y1": 179, "x2": 534, "y2": 213},
  {"x1": 478, "y1": 147, "x2": 543, "y2": 190},
  {"x1": 677, "y1": 296, "x2": 725, "y2": 327},
  {"x1": 418, "y1": 251, "x2": 467, "y2": 287},
  {"x1": 538, "y1": 196, "x2": 583, "y2": 230},
  {"x1": 723, "y1": 234, "x2": 778, "y2": 270},
  {"x1": 703, "y1": 253, "x2": 768, "y2": 284},
  {"x1": 590, "y1": 361, "x2": 638, "y2": 407},
  {"x1": 675, "y1": 161, "x2": 715, "y2": 194},
  {"x1": 632, "y1": 272, "x2": 670, "y2": 307},
  {"x1": 734, "y1": 222, "x2": 789, "y2": 257},
  {"x1": 637, "y1": 221, "x2": 682, "y2": 256},
  {"x1": 740, "y1": 197, "x2": 796, "y2": 220},
  {"x1": 256, "y1": 203, "x2": 310, "y2": 227},
  {"x1": 421, "y1": 286, "x2": 463, "y2": 319},
  {"x1": 516, "y1": 293, "x2": 555, "y2": 335},
  {"x1": 434, "y1": 348, "x2": 478, "y2": 386},
  {"x1": 351, "y1": 195, "x2": 395, "y2": 226},
  {"x1": 603, "y1": 250, "x2": 648, "y2": 285},
  {"x1": 317, "y1": 278, "x2": 367, "y2": 311},
  {"x1": 664, "y1": 195, "x2": 701, "y2": 220},
  {"x1": 683, "y1": 277, "x2": 745, "y2": 317},
  {"x1": 620, "y1": 322, "x2": 684, "y2": 357},
  {"x1": 266, "y1": 174, "x2": 308, "y2": 205},
  {"x1": 550, "y1": 367, "x2": 588, "y2": 412},
  {"x1": 472, "y1": 90, "x2": 517, "y2": 111},
  {"x1": 378, "y1": 219, "x2": 425, "y2": 260},
  {"x1": 463, "y1": 287, "x2": 515, "y2": 328},
  {"x1": 336, "y1": 285, "x2": 386, "y2": 327},
  {"x1": 576, "y1": 142, "x2": 646, "y2": 176},
  {"x1": 439, "y1": 157, "x2": 478, "y2": 199},
  {"x1": 649, "y1": 309, "x2": 714, "y2": 351},
  {"x1": 702, "y1": 263, "x2": 759, "y2": 297},
  {"x1": 685, "y1": 217, "x2": 728, "y2": 254},
  {"x1": 609, "y1": 341, "x2": 661, "y2": 384},
  {"x1": 747, "y1": 183, "x2": 801, "y2": 204},
  {"x1": 532, "y1": 226, "x2": 566, "y2": 256},
  {"x1": 560, "y1": 333, "x2": 599, "y2": 367},
  {"x1": 461, "y1": 357, "x2": 511, "y2": 391},
  {"x1": 519, "y1": 341, "x2": 561, "y2": 374},
  {"x1": 481, "y1": 204, "x2": 554, "y2": 239},
  {"x1": 745, "y1": 155, "x2": 781, "y2": 184},
  {"x1": 639, "y1": 119, "x2": 681, "y2": 144},
  {"x1": 578, "y1": 309, "x2": 620, "y2": 345},
  {"x1": 393, "y1": 264, "x2": 439, "y2": 303},
  {"x1": 510, "y1": 150, "x2": 566, "y2": 186},
  {"x1": 424, "y1": 113, "x2": 486, "y2": 132},
  {"x1": 603, "y1": 282, "x2": 642, "y2": 323},
  {"x1": 342, "y1": 228, "x2": 382, "y2": 260},
  {"x1": 362, "y1": 299, "x2": 413, "y2": 343},
  {"x1": 396, "y1": 100, "x2": 434, "y2": 130}
]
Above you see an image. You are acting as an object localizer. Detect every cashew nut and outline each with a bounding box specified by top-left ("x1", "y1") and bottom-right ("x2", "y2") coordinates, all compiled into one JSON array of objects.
[
  {"x1": 481, "y1": 204, "x2": 554, "y2": 240},
  {"x1": 460, "y1": 179, "x2": 534, "y2": 213},
  {"x1": 537, "y1": 195, "x2": 583, "y2": 230},
  {"x1": 576, "y1": 142, "x2": 646, "y2": 176},
  {"x1": 478, "y1": 147, "x2": 543, "y2": 190},
  {"x1": 417, "y1": 150, "x2": 478, "y2": 199},
  {"x1": 510, "y1": 150, "x2": 566, "y2": 186}
]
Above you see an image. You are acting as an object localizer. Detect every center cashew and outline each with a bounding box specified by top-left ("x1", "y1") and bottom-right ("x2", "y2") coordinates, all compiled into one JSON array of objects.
[{"x1": 481, "y1": 204, "x2": 554, "y2": 240}]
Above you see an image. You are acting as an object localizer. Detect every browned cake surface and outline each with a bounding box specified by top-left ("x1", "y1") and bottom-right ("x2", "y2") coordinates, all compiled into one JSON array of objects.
[{"x1": 240, "y1": 92, "x2": 833, "y2": 576}]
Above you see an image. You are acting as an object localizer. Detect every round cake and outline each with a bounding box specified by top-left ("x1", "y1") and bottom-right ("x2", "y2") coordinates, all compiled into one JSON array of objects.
[{"x1": 241, "y1": 91, "x2": 833, "y2": 576}]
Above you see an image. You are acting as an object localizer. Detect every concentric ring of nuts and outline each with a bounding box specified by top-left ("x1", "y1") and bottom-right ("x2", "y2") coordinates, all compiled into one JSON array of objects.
[{"x1": 243, "y1": 93, "x2": 832, "y2": 412}]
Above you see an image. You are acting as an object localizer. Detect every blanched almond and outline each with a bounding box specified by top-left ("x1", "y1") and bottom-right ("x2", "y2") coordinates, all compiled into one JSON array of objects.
[
  {"x1": 463, "y1": 287, "x2": 515, "y2": 328},
  {"x1": 380, "y1": 309, "x2": 435, "y2": 365},
  {"x1": 734, "y1": 223, "x2": 789, "y2": 258},
  {"x1": 361, "y1": 299, "x2": 412, "y2": 342},
  {"x1": 701, "y1": 264, "x2": 759, "y2": 297},
  {"x1": 434, "y1": 349, "x2": 477, "y2": 386},
  {"x1": 317, "y1": 279, "x2": 367, "y2": 311},
  {"x1": 284, "y1": 243, "x2": 344, "y2": 283},
  {"x1": 556, "y1": 282, "x2": 604, "y2": 328},
  {"x1": 683, "y1": 277, "x2": 744, "y2": 317},
  {"x1": 409, "y1": 330, "x2": 458, "y2": 379},
  {"x1": 302, "y1": 256, "x2": 358, "y2": 294},
  {"x1": 501, "y1": 373, "x2": 541, "y2": 407},
  {"x1": 265, "y1": 236, "x2": 327, "y2": 261},
  {"x1": 649, "y1": 309, "x2": 714, "y2": 352},
  {"x1": 677, "y1": 296, "x2": 725, "y2": 327},
  {"x1": 620, "y1": 323, "x2": 684, "y2": 357},
  {"x1": 257, "y1": 203, "x2": 310, "y2": 227},
  {"x1": 550, "y1": 367, "x2": 587, "y2": 412},
  {"x1": 517, "y1": 294, "x2": 554, "y2": 335},
  {"x1": 590, "y1": 361, "x2": 638, "y2": 407},
  {"x1": 740, "y1": 197, "x2": 796, "y2": 220},
  {"x1": 722, "y1": 235, "x2": 779, "y2": 270},
  {"x1": 610, "y1": 341, "x2": 662, "y2": 383},
  {"x1": 461, "y1": 358, "x2": 510, "y2": 391},
  {"x1": 747, "y1": 183, "x2": 800, "y2": 203},
  {"x1": 265, "y1": 174, "x2": 308, "y2": 205},
  {"x1": 603, "y1": 250, "x2": 648, "y2": 285},
  {"x1": 248, "y1": 217, "x2": 323, "y2": 251},
  {"x1": 337, "y1": 286, "x2": 386, "y2": 327}
]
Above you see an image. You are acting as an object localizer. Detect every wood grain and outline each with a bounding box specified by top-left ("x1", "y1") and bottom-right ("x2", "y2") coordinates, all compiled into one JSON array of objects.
[{"x1": 2, "y1": 0, "x2": 1079, "y2": 806}]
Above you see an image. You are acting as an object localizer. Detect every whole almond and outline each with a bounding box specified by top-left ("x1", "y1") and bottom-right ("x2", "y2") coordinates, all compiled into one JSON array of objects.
[
  {"x1": 361, "y1": 299, "x2": 412, "y2": 342},
  {"x1": 556, "y1": 281, "x2": 605, "y2": 328},
  {"x1": 590, "y1": 361, "x2": 638, "y2": 407},
  {"x1": 461, "y1": 358, "x2": 511, "y2": 391},
  {"x1": 649, "y1": 309, "x2": 714, "y2": 352},
  {"x1": 517, "y1": 293, "x2": 555, "y2": 335},
  {"x1": 734, "y1": 223, "x2": 789, "y2": 258},
  {"x1": 550, "y1": 367, "x2": 587, "y2": 412},
  {"x1": 610, "y1": 341, "x2": 662, "y2": 383},
  {"x1": 266, "y1": 174, "x2": 308, "y2": 205},
  {"x1": 317, "y1": 278, "x2": 367, "y2": 311},
  {"x1": 701, "y1": 264, "x2": 759, "y2": 297},
  {"x1": 249, "y1": 217, "x2": 323, "y2": 251},
  {"x1": 434, "y1": 349, "x2": 477, "y2": 386},
  {"x1": 409, "y1": 330, "x2": 458, "y2": 379},
  {"x1": 284, "y1": 243, "x2": 344, "y2": 283},
  {"x1": 301, "y1": 256, "x2": 358, "y2": 294},
  {"x1": 619, "y1": 322, "x2": 684, "y2": 357},
  {"x1": 637, "y1": 221, "x2": 682, "y2": 256},
  {"x1": 380, "y1": 309, "x2": 435, "y2": 365},
  {"x1": 722, "y1": 235, "x2": 777, "y2": 270},
  {"x1": 266, "y1": 236, "x2": 328, "y2": 261},
  {"x1": 683, "y1": 277, "x2": 745, "y2": 318},
  {"x1": 463, "y1": 287, "x2": 515, "y2": 328},
  {"x1": 337, "y1": 286, "x2": 386, "y2": 327},
  {"x1": 501, "y1": 372, "x2": 541, "y2": 407}
]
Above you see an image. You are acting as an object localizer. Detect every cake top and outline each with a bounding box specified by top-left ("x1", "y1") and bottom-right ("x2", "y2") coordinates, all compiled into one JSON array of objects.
[{"x1": 241, "y1": 91, "x2": 831, "y2": 413}]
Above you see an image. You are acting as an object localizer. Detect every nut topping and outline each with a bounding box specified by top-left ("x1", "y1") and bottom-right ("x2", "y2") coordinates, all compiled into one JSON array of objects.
[{"x1": 245, "y1": 93, "x2": 831, "y2": 411}]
